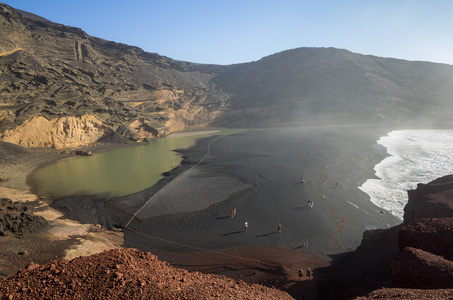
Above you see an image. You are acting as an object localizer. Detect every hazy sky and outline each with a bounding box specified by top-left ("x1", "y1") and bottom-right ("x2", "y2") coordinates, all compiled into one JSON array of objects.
[{"x1": 3, "y1": 0, "x2": 453, "y2": 65}]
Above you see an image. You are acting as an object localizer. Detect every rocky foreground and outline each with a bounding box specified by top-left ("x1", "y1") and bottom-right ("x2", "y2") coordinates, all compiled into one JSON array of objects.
[
  {"x1": 2, "y1": 175, "x2": 453, "y2": 299},
  {"x1": 0, "y1": 248, "x2": 293, "y2": 300}
]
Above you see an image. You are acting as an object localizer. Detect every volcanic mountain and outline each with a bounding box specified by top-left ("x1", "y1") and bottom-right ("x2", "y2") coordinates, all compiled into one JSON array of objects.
[{"x1": 2, "y1": 3, "x2": 453, "y2": 148}]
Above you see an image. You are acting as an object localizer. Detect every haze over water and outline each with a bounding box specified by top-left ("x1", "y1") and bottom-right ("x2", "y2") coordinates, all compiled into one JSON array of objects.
[{"x1": 360, "y1": 129, "x2": 453, "y2": 220}]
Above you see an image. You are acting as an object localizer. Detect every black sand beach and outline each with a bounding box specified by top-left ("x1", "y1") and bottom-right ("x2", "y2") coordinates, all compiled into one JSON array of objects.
[
  {"x1": 123, "y1": 126, "x2": 399, "y2": 251},
  {"x1": 71, "y1": 124, "x2": 398, "y2": 298},
  {"x1": 52, "y1": 125, "x2": 401, "y2": 247},
  {"x1": 61, "y1": 124, "x2": 401, "y2": 287},
  {"x1": 3, "y1": 124, "x2": 403, "y2": 298}
]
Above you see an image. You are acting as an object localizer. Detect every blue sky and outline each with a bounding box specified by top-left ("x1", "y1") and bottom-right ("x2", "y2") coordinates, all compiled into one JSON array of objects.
[{"x1": 3, "y1": 0, "x2": 453, "y2": 65}]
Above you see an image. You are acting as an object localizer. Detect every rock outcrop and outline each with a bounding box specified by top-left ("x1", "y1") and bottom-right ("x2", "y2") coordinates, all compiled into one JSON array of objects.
[
  {"x1": 1, "y1": 115, "x2": 113, "y2": 148},
  {"x1": 390, "y1": 217, "x2": 453, "y2": 290},
  {"x1": 391, "y1": 246, "x2": 453, "y2": 289},
  {"x1": 322, "y1": 175, "x2": 453, "y2": 299},
  {"x1": 0, "y1": 248, "x2": 294, "y2": 299},
  {"x1": 404, "y1": 175, "x2": 453, "y2": 225},
  {"x1": 0, "y1": 198, "x2": 47, "y2": 238},
  {"x1": 398, "y1": 217, "x2": 453, "y2": 261}
]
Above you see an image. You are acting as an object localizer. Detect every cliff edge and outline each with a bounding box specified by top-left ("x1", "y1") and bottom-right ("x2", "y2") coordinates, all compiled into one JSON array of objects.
[{"x1": 322, "y1": 174, "x2": 453, "y2": 299}]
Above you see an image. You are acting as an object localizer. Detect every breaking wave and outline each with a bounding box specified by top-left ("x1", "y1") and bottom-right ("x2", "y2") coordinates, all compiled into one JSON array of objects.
[{"x1": 359, "y1": 129, "x2": 453, "y2": 220}]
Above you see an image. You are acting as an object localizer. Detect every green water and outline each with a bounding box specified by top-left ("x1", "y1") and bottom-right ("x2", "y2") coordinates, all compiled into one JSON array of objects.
[{"x1": 30, "y1": 129, "x2": 242, "y2": 199}]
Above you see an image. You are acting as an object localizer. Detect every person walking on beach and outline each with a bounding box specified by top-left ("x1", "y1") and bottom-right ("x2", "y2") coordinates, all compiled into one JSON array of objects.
[
  {"x1": 298, "y1": 268, "x2": 303, "y2": 278},
  {"x1": 244, "y1": 221, "x2": 248, "y2": 232},
  {"x1": 231, "y1": 210, "x2": 234, "y2": 218},
  {"x1": 278, "y1": 223, "x2": 282, "y2": 232},
  {"x1": 307, "y1": 267, "x2": 311, "y2": 279}
]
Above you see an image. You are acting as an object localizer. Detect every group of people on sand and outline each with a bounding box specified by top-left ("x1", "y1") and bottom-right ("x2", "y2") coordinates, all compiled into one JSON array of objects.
[{"x1": 298, "y1": 267, "x2": 312, "y2": 279}]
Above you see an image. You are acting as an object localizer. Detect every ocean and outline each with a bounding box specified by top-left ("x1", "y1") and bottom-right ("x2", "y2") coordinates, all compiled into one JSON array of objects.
[{"x1": 359, "y1": 129, "x2": 453, "y2": 220}]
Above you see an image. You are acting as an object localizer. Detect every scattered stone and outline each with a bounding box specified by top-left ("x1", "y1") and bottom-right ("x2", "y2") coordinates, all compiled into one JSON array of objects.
[{"x1": 74, "y1": 150, "x2": 92, "y2": 156}]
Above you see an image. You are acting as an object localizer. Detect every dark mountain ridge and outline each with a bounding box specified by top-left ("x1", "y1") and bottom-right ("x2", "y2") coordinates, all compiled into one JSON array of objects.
[
  {"x1": 1, "y1": 3, "x2": 453, "y2": 147},
  {"x1": 212, "y1": 47, "x2": 453, "y2": 126}
]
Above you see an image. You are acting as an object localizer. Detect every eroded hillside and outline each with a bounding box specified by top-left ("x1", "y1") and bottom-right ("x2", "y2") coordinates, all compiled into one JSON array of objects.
[{"x1": 0, "y1": 3, "x2": 229, "y2": 148}]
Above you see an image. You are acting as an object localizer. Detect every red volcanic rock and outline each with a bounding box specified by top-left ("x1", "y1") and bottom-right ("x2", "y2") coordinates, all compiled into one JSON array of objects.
[
  {"x1": 353, "y1": 287, "x2": 453, "y2": 299},
  {"x1": 398, "y1": 218, "x2": 453, "y2": 261},
  {"x1": 319, "y1": 225, "x2": 402, "y2": 299},
  {"x1": 404, "y1": 175, "x2": 453, "y2": 225},
  {"x1": 0, "y1": 248, "x2": 294, "y2": 299},
  {"x1": 391, "y1": 247, "x2": 453, "y2": 289},
  {"x1": 337, "y1": 176, "x2": 453, "y2": 299}
]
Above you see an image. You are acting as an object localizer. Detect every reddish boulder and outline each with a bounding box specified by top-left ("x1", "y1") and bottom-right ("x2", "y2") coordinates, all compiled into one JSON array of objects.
[
  {"x1": 391, "y1": 247, "x2": 453, "y2": 289},
  {"x1": 398, "y1": 218, "x2": 453, "y2": 261},
  {"x1": 404, "y1": 175, "x2": 453, "y2": 225}
]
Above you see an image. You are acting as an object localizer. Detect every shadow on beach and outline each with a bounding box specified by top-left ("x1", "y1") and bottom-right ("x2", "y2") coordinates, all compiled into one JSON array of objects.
[
  {"x1": 220, "y1": 230, "x2": 244, "y2": 236},
  {"x1": 293, "y1": 206, "x2": 311, "y2": 211},
  {"x1": 256, "y1": 232, "x2": 280, "y2": 238}
]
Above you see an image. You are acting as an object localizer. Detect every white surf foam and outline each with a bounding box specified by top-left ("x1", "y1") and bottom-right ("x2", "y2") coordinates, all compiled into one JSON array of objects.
[{"x1": 359, "y1": 129, "x2": 453, "y2": 220}]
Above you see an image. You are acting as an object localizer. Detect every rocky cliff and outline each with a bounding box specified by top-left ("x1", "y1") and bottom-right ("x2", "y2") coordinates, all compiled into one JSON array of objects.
[
  {"x1": 322, "y1": 175, "x2": 453, "y2": 299},
  {"x1": 0, "y1": 3, "x2": 228, "y2": 148},
  {"x1": 404, "y1": 175, "x2": 453, "y2": 225},
  {"x1": 392, "y1": 219, "x2": 453, "y2": 289},
  {"x1": 1, "y1": 115, "x2": 113, "y2": 148}
]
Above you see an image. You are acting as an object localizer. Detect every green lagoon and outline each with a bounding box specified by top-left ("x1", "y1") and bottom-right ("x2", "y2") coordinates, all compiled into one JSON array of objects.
[{"x1": 30, "y1": 129, "x2": 242, "y2": 199}]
